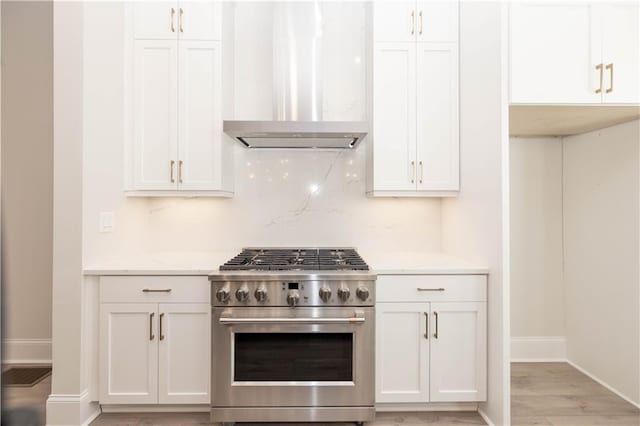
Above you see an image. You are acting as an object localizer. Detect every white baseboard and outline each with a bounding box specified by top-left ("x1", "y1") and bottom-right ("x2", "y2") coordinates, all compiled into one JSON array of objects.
[
  {"x1": 478, "y1": 408, "x2": 495, "y2": 426},
  {"x1": 567, "y1": 360, "x2": 640, "y2": 410},
  {"x1": 3, "y1": 338, "x2": 52, "y2": 364},
  {"x1": 376, "y1": 402, "x2": 478, "y2": 412},
  {"x1": 511, "y1": 336, "x2": 566, "y2": 362},
  {"x1": 101, "y1": 404, "x2": 209, "y2": 413},
  {"x1": 46, "y1": 389, "x2": 101, "y2": 426}
]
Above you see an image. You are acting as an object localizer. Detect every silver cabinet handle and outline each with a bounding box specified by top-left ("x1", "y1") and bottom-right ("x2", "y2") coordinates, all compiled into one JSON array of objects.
[
  {"x1": 419, "y1": 160, "x2": 423, "y2": 184},
  {"x1": 179, "y1": 8, "x2": 184, "y2": 33},
  {"x1": 142, "y1": 288, "x2": 172, "y2": 293},
  {"x1": 170, "y1": 8, "x2": 175, "y2": 33},
  {"x1": 170, "y1": 160, "x2": 175, "y2": 183},
  {"x1": 159, "y1": 313, "x2": 165, "y2": 341},
  {"x1": 595, "y1": 63, "x2": 603, "y2": 94},
  {"x1": 411, "y1": 10, "x2": 415, "y2": 35},
  {"x1": 178, "y1": 160, "x2": 184, "y2": 183},
  {"x1": 417, "y1": 287, "x2": 445, "y2": 292},
  {"x1": 220, "y1": 317, "x2": 365, "y2": 325},
  {"x1": 419, "y1": 10, "x2": 423, "y2": 35},
  {"x1": 424, "y1": 312, "x2": 429, "y2": 339},
  {"x1": 606, "y1": 63, "x2": 613, "y2": 93},
  {"x1": 149, "y1": 312, "x2": 155, "y2": 341},
  {"x1": 433, "y1": 311, "x2": 439, "y2": 339},
  {"x1": 410, "y1": 161, "x2": 415, "y2": 183}
]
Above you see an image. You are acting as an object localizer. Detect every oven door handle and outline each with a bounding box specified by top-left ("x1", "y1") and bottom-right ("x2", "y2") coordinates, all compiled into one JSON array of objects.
[{"x1": 219, "y1": 317, "x2": 366, "y2": 325}]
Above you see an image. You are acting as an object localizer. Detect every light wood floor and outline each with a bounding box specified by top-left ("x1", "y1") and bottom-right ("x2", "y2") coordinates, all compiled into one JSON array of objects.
[{"x1": 2, "y1": 363, "x2": 639, "y2": 425}]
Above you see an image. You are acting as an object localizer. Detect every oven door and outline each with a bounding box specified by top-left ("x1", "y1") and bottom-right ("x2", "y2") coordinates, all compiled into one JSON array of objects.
[{"x1": 212, "y1": 306, "x2": 374, "y2": 408}]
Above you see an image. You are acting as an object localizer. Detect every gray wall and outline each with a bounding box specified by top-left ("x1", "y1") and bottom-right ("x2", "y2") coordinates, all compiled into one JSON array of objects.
[{"x1": 1, "y1": 1, "x2": 53, "y2": 362}]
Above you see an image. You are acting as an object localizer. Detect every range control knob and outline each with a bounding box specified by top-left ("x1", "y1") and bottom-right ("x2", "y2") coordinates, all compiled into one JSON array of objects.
[
  {"x1": 254, "y1": 286, "x2": 268, "y2": 303},
  {"x1": 215, "y1": 286, "x2": 231, "y2": 303},
  {"x1": 337, "y1": 286, "x2": 350, "y2": 302},
  {"x1": 319, "y1": 286, "x2": 332, "y2": 302},
  {"x1": 286, "y1": 289, "x2": 300, "y2": 307},
  {"x1": 235, "y1": 285, "x2": 250, "y2": 302},
  {"x1": 356, "y1": 286, "x2": 370, "y2": 301}
]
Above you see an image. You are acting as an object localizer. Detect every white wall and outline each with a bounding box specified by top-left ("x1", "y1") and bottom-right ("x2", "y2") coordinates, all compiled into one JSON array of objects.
[
  {"x1": 1, "y1": 1, "x2": 53, "y2": 363},
  {"x1": 509, "y1": 138, "x2": 565, "y2": 342},
  {"x1": 441, "y1": 2, "x2": 509, "y2": 424},
  {"x1": 82, "y1": 2, "x2": 442, "y2": 266},
  {"x1": 563, "y1": 120, "x2": 640, "y2": 406}
]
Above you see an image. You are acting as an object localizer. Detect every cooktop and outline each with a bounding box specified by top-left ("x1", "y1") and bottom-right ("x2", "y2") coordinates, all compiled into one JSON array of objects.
[{"x1": 219, "y1": 248, "x2": 369, "y2": 271}]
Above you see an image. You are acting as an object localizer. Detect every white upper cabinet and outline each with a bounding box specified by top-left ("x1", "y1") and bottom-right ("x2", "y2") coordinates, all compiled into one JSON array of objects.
[
  {"x1": 374, "y1": 1, "x2": 417, "y2": 42},
  {"x1": 416, "y1": 1, "x2": 458, "y2": 42},
  {"x1": 372, "y1": 43, "x2": 417, "y2": 191},
  {"x1": 369, "y1": 1, "x2": 460, "y2": 196},
  {"x1": 132, "y1": 40, "x2": 179, "y2": 191},
  {"x1": 127, "y1": 2, "x2": 232, "y2": 196},
  {"x1": 178, "y1": 1, "x2": 222, "y2": 41},
  {"x1": 133, "y1": 1, "x2": 221, "y2": 41},
  {"x1": 510, "y1": 1, "x2": 640, "y2": 105},
  {"x1": 416, "y1": 43, "x2": 459, "y2": 191},
  {"x1": 374, "y1": 1, "x2": 458, "y2": 43},
  {"x1": 134, "y1": 2, "x2": 179, "y2": 40},
  {"x1": 601, "y1": 3, "x2": 640, "y2": 104},
  {"x1": 178, "y1": 41, "x2": 223, "y2": 191}
]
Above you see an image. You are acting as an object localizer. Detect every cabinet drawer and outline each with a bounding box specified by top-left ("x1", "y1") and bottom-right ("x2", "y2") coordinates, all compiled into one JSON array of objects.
[
  {"x1": 376, "y1": 275, "x2": 486, "y2": 302},
  {"x1": 100, "y1": 276, "x2": 209, "y2": 303}
]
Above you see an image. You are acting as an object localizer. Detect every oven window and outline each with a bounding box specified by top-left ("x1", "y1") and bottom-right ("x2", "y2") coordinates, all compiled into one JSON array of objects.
[{"x1": 234, "y1": 333, "x2": 353, "y2": 381}]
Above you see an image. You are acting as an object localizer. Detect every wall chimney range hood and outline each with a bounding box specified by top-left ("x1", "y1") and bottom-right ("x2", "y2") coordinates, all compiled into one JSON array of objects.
[
  {"x1": 224, "y1": 2, "x2": 368, "y2": 149},
  {"x1": 223, "y1": 121, "x2": 368, "y2": 149}
]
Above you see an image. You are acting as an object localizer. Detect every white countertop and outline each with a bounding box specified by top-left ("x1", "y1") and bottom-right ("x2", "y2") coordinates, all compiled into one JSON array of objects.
[{"x1": 84, "y1": 250, "x2": 488, "y2": 276}]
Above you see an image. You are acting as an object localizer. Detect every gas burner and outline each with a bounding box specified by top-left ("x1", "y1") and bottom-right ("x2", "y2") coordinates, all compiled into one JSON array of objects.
[{"x1": 219, "y1": 248, "x2": 369, "y2": 271}]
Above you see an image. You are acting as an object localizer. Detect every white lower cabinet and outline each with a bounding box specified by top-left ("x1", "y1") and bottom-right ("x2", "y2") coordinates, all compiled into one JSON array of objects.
[
  {"x1": 375, "y1": 275, "x2": 487, "y2": 405},
  {"x1": 99, "y1": 277, "x2": 210, "y2": 405}
]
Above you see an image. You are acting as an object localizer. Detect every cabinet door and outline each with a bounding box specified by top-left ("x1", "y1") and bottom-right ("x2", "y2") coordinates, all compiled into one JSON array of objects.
[
  {"x1": 376, "y1": 303, "x2": 430, "y2": 403},
  {"x1": 373, "y1": 43, "x2": 417, "y2": 191},
  {"x1": 416, "y1": 1, "x2": 458, "y2": 42},
  {"x1": 602, "y1": 3, "x2": 640, "y2": 104},
  {"x1": 416, "y1": 43, "x2": 459, "y2": 191},
  {"x1": 429, "y1": 302, "x2": 486, "y2": 402},
  {"x1": 178, "y1": 1, "x2": 222, "y2": 41},
  {"x1": 374, "y1": 1, "x2": 417, "y2": 42},
  {"x1": 99, "y1": 304, "x2": 158, "y2": 404},
  {"x1": 133, "y1": 1, "x2": 179, "y2": 40},
  {"x1": 177, "y1": 41, "x2": 222, "y2": 191},
  {"x1": 510, "y1": 3, "x2": 601, "y2": 104},
  {"x1": 158, "y1": 304, "x2": 211, "y2": 404},
  {"x1": 133, "y1": 40, "x2": 179, "y2": 190}
]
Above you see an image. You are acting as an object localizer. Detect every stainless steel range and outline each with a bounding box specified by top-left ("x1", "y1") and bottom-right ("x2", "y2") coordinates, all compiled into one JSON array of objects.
[{"x1": 209, "y1": 248, "x2": 376, "y2": 426}]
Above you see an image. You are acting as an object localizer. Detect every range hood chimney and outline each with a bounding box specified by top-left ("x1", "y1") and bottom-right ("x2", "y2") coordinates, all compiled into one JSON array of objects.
[{"x1": 224, "y1": 2, "x2": 368, "y2": 149}]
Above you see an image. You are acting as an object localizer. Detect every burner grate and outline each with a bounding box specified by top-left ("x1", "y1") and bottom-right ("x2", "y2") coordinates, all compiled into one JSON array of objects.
[{"x1": 220, "y1": 248, "x2": 369, "y2": 271}]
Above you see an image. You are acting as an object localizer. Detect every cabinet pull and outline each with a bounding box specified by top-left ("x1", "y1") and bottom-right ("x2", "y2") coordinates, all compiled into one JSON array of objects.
[
  {"x1": 170, "y1": 160, "x2": 175, "y2": 183},
  {"x1": 419, "y1": 10, "x2": 423, "y2": 35},
  {"x1": 411, "y1": 10, "x2": 415, "y2": 35},
  {"x1": 178, "y1": 160, "x2": 183, "y2": 183},
  {"x1": 424, "y1": 312, "x2": 429, "y2": 339},
  {"x1": 170, "y1": 8, "x2": 175, "y2": 33},
  {"x1": 410, "y1": 161, "x2": 415, "y2": 183},
  {"x1": 606, "y1": 63, "x2": 613, "y2": 93},
  {"x1": 419, "y1": 160, "x2": 423, "y2": 184},
  {"x1": 417, "y1": 287, "x2": 445, "y2": 292},
  {"x1": 595, "y1": 63, "x2": 603, "y2": 94},
  {"x1": 159, "y1": 313, "x2": 165, "y2": 341},
  {"x1": 149, "y1": 312, "x2": 155, "y2": 341},
  {"x1": 142, "y1": 288, "x2": 172, "y2": 293},
  {"x1": 179, "y1": 8, "x2": 184, "y2": 33},
  {"x1": 433, "y1": 311, "x2": 439, "y2": 339}
]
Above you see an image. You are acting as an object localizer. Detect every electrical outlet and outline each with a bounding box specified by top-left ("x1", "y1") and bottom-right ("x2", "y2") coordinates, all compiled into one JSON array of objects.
[{"x1": 99, "y1": 212, "x2": 115, "y2": 233}]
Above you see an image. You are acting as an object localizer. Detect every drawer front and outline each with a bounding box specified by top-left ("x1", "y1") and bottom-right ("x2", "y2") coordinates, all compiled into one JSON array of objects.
[
  {"x1": 376, "y1": 275, "x2": 486, "y2": 303},
  {"x1": 100, "y1": 276, "x2": 209, "y2": 303}
]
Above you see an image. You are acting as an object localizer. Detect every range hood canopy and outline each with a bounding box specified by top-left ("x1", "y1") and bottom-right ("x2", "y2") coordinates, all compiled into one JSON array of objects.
[
  {"x1": 225, "y1": 2, "x2": 369, "y2": 149},
  {"x1": 223, "y1": 120, "x2": 368, "y2": 149}
]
